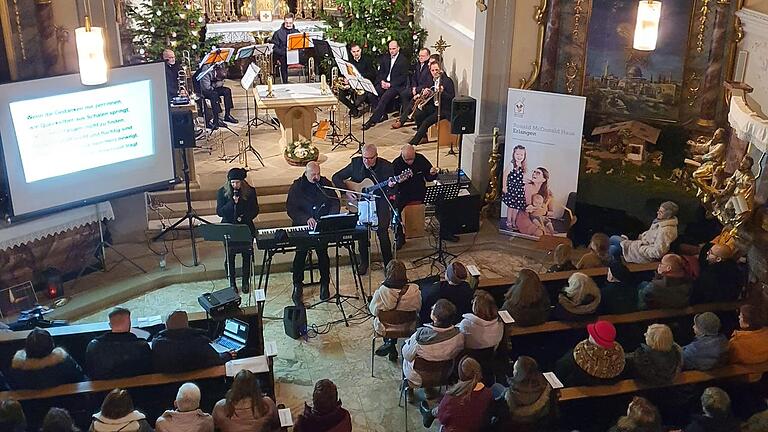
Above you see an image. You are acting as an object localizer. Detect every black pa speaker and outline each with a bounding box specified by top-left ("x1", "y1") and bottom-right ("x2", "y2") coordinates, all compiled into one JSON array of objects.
[
  {"x1": 171, "y1": 109, "x2": 196, "y2": 148},
  {"x1": 451, "y1": 96, "x2": 476, "y2": 134},
  {"x1": 283, "y1": 305, "x2": 307, "y2": 339}
]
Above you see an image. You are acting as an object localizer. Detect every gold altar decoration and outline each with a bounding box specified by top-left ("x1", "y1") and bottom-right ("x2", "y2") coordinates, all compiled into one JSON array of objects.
[
  {"x1": 572, "y1": 0, "x2": 585, "y2": 42},
  {"x1": 697, "y1": 0, "x2": 711, "y2": 53},
  {"x1": 240, "y1": 0, "x2": 254, "y2": 18},
  {"x1": 696, "y1": 153, "x2": 756, "y2": 238},
  {"x1": 482, "y1": 127, "x2": 502, "y2": 216},
  {"x1": 690, "y1": 128, "x2": 728, "y2": 203},
  {"x1": 476, "y1": 0, "x2": 488, "y2": 12},
  {"x1": 519, "y1": 0, "x2": 547, "y2": 90},
  {"x1": 565, "y1": 61, "x2": 579, "y2": 94}
]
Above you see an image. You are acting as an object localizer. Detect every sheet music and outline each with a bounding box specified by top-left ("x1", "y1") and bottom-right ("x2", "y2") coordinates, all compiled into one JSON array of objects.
[
  {"x1": 253, "y1": 43, "x2": 274, "y2": 56},
  {"x1": 335, "y1": 57, "x2": 378, "y2": 96},
  {"x1": 328, "y1": 40, "x2": 348, "y2": 60},
  {"x1": 225, "y1": 355, "x2": 269, "y2": 376},
  {"x1": 240, "y1": 63, "x2": 260, "y2": 90},
  {"x1": 236, "y1": 45, "x2": 256, "y2": 60},
  {"x1": 278, "y1": 408, "x2": 294, "y2": 427},
  {"x1": 543, "y1": 372, "x2": 564, "y2": 389},
  {"x1": 498, "y1": 310, "x2": 515, "y2": 324},
  {"x1": 287, "y1": 50, "x2": 300, "y2": 65}
]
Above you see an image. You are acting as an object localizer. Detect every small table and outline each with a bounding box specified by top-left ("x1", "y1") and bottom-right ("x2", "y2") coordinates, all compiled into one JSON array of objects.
[{"x1": 253, "y1": 83, "x2": 337, "y2": 163}]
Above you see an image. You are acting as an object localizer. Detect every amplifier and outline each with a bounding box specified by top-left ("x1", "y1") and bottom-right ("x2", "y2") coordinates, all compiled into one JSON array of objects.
[{"x1": 198, "y1": 287, "x2": 242, "y2": 318}]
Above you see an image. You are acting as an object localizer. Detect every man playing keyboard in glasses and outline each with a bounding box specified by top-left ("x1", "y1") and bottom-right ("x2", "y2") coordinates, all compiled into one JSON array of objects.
[{"x1": 286, "y1": 162, "x2": 340, "y2": 306}]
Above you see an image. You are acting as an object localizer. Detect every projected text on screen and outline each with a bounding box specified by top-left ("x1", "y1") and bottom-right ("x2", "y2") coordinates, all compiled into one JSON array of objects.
[{"x1": 9, "y1": 80, "x2": 155, "y2": 183}]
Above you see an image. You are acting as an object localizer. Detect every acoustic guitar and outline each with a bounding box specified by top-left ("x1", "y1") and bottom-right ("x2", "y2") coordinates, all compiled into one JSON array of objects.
[{"x1": 344, "y1": 168, "x2": 413, "y2": 211}]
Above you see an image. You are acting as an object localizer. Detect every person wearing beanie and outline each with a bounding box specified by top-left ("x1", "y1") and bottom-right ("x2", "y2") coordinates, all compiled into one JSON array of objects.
[
  {"x1": 293, "y1": 379, "x2": 352, "y2": 432},
  {"x1": 599, "y1": 258, "x2": 640, "y2": 314},
  {"x1": 501, "y1": 269, "x2": 551, "y2": 327},
  {"x1": 690, "y1": 243, "x2": 743, "y2": 305},
  {"x1": 7, "y1": 327, "x2": 86, "y2": 390},
  {"x1": 552, "y1": 272, "x2": 601, "y2": 321},
  {"x1": 609, "y1": 201, "x2": 679, "y2": 264},
  {"x1": 369, "y1": 260, "x2": 421, "y2": 361},
  {"x1": 156, "y1": 383, "x2": 214, "y2": 432},
  {"x1": 547, "y1": 243, "x2": 576, "y2": 273},
  {"x1": 554, "y1": 320, "x2": 626, "y2": 386},
  {"x1": 419, "y1": 261, "x2": 473, "y2": 325},
  {"x1": 729, "y1": 304, "x2": 768, "y2": 364},
  {"x1": 638, "y1": 253, "x2": 692, "y2": 310},
  {"x1": 577, "y1": 233, "x2": 611, "y2": 270},
  {"x1": 626, "y1": 323, "x2": 683, "y2": 386},
  {"x1": 216, "y1": 167, "x2": 260, "y2": 293},
  {"x1": 682, "y1": 312, "x2": 728, "y2": 371},
  {"x1": 151, "y1": 310, "x2": 232, "y2": 374},
  {"x1": 682, "y1": 387, "x2": 740, "y2": 432}
]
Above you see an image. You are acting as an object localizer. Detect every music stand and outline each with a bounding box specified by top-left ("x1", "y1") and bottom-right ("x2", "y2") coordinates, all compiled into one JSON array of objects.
[
  {"x1": 249, "y1": 44, "x2": 278, "y2": 130},
  {"x1": 412, "y1": 183, "x2": 461, "y2": 270},
  {"x1": 234, "y1": 62, "x2": 265, "y2": 168},
  {"x1": 196, "y1": 223, "x2": 255, "y2": 304},
  {"x1": 333, "y1": 57, "x2": 378, "y2": 153}
]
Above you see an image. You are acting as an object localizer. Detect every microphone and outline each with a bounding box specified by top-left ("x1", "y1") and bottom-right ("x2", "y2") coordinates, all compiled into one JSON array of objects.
[{"x1": 233, "y1": 189, "x2": 240, "y2": 199}]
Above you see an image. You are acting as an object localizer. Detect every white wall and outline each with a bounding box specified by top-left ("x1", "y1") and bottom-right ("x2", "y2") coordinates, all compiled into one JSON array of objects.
[
  {"x1": 420, "y1": 0, "x2": 477, "y2": 96},
  {"x1": 738, "y1": 8, "x2": 768, "y2": 112}
]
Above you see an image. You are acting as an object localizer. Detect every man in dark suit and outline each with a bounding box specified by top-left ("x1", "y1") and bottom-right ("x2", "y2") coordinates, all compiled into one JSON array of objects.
[
  {"x1": 271, "y1": 13, "x2": 299, "y2": 83},
  {"x1": 362, "y1": 40, "x2": 409, "y2": 130},
  {"x1": 338, "y1": 43, "x2": 377, "y2": 118},
  {"x1": 332, "y1": 143, "x2": 396, "y2": 275},
  {"x1": 410, "y1": 61, "x2": 455, "y2": 145},
  {"x1": 392, "y1": 48, "x2": 433, "y2": 129}
]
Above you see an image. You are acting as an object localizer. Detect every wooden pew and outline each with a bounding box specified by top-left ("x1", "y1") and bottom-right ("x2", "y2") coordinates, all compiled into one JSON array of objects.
[{"x1": 476, "y1": 261, "x2": 659, "y2": 290}]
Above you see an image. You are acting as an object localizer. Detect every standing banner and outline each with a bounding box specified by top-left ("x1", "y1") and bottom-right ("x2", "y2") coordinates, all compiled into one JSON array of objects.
[{"x1": 500, "y1": 89, "x2": 586, "y2": 238}]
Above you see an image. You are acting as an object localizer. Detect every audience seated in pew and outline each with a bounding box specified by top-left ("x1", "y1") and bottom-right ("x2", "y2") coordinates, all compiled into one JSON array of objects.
[
  {"x1": 369, "y1": 260, "x2": 421, "y2": 361},
  {"x1": 0, "y1": 399, "x2": 26, "y2": 432},
  {"x1": 155, "y1": 383, "x2": 213, "y2": 432},
  {"x1": 608, "y1": 396, "x2": 663, "y2": 432},
  {"x1": 609, "y1": 201, "x2": 679, "y2": 264},
  {"x1": 690, "y1": 243, "x2": 742, "y2": 305},
  {"x1": 599, "y1": 258, "x2": 641, "y2": 315},
  {"x1": 743, "y1": 406, "x2": 768, "y2": 432},
  {"x1": 7, "y1": 327, "x2": 86, "y2": 390},
  {"x1": 293, "y1": 379, "x2": 352, "y2": 432},
  {"x1": 491, "y1": 355, "x2": 557, "y2": 431},
  {"x1": 729, "y1": 304, "x2": 768, "y2": 364},
  {"x1": 638, "y1": 254, "x2": 692, "y2": 310},
  {"x1": 576, "y1": 233, "x2": 611, "y2": 270},
  {"x1": 548, "y1": 243, "x2": 576, "y2": 273},
  {"x1": 554, "y1": 320, "x2": 625, "y2": 386},
  {"x1": 458, "y1": 291, "x2": 504, "y2": 350},
  {"x1": 89, "y1": 388, "x2": 154, "y2": 432},
  {"x1": 501, "y1": 269, "x2": 551, "y2": 327},
  {"x1": 86, "y1": 307, "x2": 152, "y2": 380},
  {"x1": 680, "y1": 387, "x2": 740, "y2": 432},
  {"x1": 402, "y1": 299, "x2": 465, "y2": 388},
  {"x1": 625, "y1": 323, "x2": 682, "y2": 386},
  {"x1": 682, "y1": 312, "x2": 728, "y2": 371},
  {"x1": 151, "y1": 310, "x2": 233, "y2": 374},
  {"x1": 42, "y1": 407, "x2": 80, "y2": 432},
  {"x1": 419, "y1": 262, "x2": 473, "y2": 325},
  {"x1": 552, "y1": 272, "x2": 601, "y2": 321},
  {"x1": 212, "y1": 369, "x2": 280, "y2": 432},
  {"x1": 0, "y1": 370, "x2": 8, "y2": 391},
  {"x1": 419, "y1": 356, "x2": 492, "y2": 431}
]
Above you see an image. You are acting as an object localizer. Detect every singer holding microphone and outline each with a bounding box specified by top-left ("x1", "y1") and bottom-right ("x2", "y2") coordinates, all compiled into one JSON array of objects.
[
  {"x1": 216, "y1": 168, "x2": 260, "y2": 293},
  {"x1": 287, "y1": 162, "x2": 340, "y2": 305}
]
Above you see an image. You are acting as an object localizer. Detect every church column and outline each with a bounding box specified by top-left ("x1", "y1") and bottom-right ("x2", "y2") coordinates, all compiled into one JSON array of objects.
[
  {"x1": 697, "y1": 1, "x2": 730, "y2": 127},
  {"x1": 461, "y1": 0, "x2": 516, "y2": 192}
]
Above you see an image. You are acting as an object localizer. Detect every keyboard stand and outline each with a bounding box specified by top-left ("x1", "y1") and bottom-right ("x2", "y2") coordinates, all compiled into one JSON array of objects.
[{"x1": 308, "y1": 238, "x2": 364, "y2": 326}]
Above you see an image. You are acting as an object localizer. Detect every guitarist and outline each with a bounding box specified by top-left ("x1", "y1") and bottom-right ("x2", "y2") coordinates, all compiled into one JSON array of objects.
[
  {"x1": 392, "y1": 144, "x2": 439, "y2": 250},
  {"x1": 332, "y1": 143, "x2": 396, "y2": 275}
]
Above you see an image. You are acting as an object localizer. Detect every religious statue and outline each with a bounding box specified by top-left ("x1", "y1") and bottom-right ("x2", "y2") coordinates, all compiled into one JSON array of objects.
[
  {"x1": 713, "y1": 155, "x2": 756, "y2": 235},
  {"x1": 240, "y1": 0, "x2": 254, "y2": 17},
  {"x1": 691, "y1": 128, "x2": 728, "y2": 203}
]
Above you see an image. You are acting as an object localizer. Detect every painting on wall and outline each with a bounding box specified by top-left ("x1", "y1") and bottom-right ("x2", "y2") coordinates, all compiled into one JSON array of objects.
[{"x1": 583, "y1": 0, "x2": 694, "y2": 121}]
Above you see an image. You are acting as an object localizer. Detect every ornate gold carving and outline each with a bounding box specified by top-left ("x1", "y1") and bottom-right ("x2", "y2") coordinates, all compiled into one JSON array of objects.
[
  {"x1": 572, "y1": 0, "x2": 585, "y2": 43},
  {"x1": 520, "y1": 0, "x2": 548, "y2": 90},
  {"x1": 697, "y1": 0, "x2": 711, "y2": 53},
  {"x1": 12, "y1": 0, "x2": 26, "y2": 60},
  {"x1": 565, "y1": 61, "x2": 579, "y2": 94},
  {"x1": 432, "y1": 35, "x2": 452, "y2": 56},
  {"x1": 687, "y1": 72, "x2": 701, "y2": 107},
  {"x1": 476, "y1": 0, "x2": 487, "y2": 12},
  {"x1": 734, "y1": 16, "x2": 743, "y2": 44},
  {"x1": 482, "y1": 127, "x2": 501, "y2": 216}
]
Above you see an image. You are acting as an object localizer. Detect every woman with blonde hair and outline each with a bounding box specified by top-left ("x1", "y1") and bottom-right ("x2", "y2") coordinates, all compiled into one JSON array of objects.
[
  {"x1": 552, "y1": 272, "x2": 601, "y2": 321},
  {"x1": 419, "y1": 356, "x2": 493, "y2": 431},
  {"x1": 458, "y1": 291, "x2": 503, "y2": 350},
  {"x1": 626, "y1": 323, "x2": 682, "y2": 386},
  {"x1": 501, "y1": 269, "x2": 551, "y2": 326},
  {"x1": 368, "y1": 260, "x2": 421, "y2": 361},
  {"x1": 608, "y1": 396, "x2": 663, "y2": 432},
  {"x1": 212, "y1": 370, "x2": 280, "y2": 432}
]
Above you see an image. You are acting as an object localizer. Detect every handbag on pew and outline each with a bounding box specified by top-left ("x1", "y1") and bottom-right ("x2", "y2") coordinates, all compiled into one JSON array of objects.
[{"x1": 283, "y1": 305, "x2": 307, "y2": 339}]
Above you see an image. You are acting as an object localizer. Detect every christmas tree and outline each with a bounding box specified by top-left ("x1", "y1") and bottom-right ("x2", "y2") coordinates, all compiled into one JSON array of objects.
[
  {"x1": 322, "y1": 0, "x2": 427, "y2": 60},
  {"x1": 128, "y1": 0, "x2": 216, "y2": 61}
]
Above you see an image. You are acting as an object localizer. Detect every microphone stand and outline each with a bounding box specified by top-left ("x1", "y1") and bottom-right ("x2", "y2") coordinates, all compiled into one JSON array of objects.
[{"x1": 366, "y1": 167, "x2": 401, "y2": 261}]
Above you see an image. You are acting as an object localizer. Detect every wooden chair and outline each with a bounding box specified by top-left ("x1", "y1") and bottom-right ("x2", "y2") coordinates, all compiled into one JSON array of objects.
[
  {"x1": 399, "y1": 357, "x2": 455, "y2": 431},
  {"x1": 371, "y1": 310, "x2": 418, "y2": 377}
]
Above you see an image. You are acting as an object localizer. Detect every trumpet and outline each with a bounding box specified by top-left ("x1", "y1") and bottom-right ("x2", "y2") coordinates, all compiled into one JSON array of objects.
[
  {"x1": 181, "y1": 50, "x2": 197, "y2": 100},
  {"x1": 406, "y1": 87, "x2": 434, "y2": 120}
]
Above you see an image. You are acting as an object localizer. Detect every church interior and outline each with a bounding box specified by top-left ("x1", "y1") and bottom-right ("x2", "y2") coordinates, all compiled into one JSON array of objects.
[{"x1": 1, "y1": 0, "x2": 768, "y2": 431}]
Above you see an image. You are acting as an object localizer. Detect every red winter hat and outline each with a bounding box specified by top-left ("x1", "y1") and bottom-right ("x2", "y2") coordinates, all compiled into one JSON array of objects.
[{"x1": 587, "y1": 320, "x2": 616, "y2": 349}]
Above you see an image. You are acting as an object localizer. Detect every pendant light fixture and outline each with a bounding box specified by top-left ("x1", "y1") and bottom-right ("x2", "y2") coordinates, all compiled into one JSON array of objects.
[
  {"x1": 75, "y1": 0, "x2": 108, "y2": 85},
  {"x1": 633, "y1": 0, "x2": 662, "y2": 51}
]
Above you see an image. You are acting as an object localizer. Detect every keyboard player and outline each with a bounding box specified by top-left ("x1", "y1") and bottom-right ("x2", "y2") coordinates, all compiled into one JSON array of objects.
[{"x1": 286, "y1": 162, "x2": 340, "y2": 306}]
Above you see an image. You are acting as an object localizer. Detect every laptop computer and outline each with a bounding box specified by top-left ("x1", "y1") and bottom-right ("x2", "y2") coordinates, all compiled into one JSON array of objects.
[{"x1": 210, "y1": 318, "x2": 249, "y2": 354}]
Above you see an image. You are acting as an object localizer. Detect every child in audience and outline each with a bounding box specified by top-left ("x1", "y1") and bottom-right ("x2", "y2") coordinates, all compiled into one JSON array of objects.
[
  {"x1": 681, "y1": 312, "x2": 728, "y2": 371},
  {"x1": 7, "y1": 327, "x2": 86, "y2": 390},
  {"x1": 493, "y1": 355, "x2": 556, "y2": 431},
  {"x1": 420, "y1": 262, "x2": 473, "y2": 324},
  {"x1": 41, "y1": 407, "x2": 80, "y2": 432},
  {"x1": 458, "y1": 291, "x2": 504, "y2": 350},
  {"x1": 729, "y1": 304, "x2": 768, "y2": 364},
  {"x1": 576, "y1": 233, "x2": 611, "y2": 269},
  {"x1": 90, "y1": 388, "x2": 153, "y2": 432},
  {"x1": 638, "y1": 253, "x2": 692, "y2": 310},
  {"x1": 155, "y1": 383, "x2": 214, "y2": 432},
  {"x1": 0, "y1": 399, "x2": 26, "y2": 432},
  {"x1": 294, "y1": 379, "x2": 352, "y2": 432},
  {"x1": 554, "y1": 320, "x2": 625, "y2": 386},
  {"x1": 212, "y1": 370, "x2": 280, "y2": 432},
  {"x1": 369, "y1": 260, "x2": 421, "y2": 361},
  {"x1": 608, "y1": 396, "x2": 663, "y2": 432},
  {"x1": 548, "y1": 243, "x2": 576, "y2": 273},
  {"x1": 419, "y1": 356, "x2": 492, "y2": 431},
  {"x1": 626, "y1": 323, "x2": 682, "y2": 386},
  {"x1": 683, "y1": 387, "x2": 739, "y2": 432},
  {"x1": 552, "y1": 272, "x2": 601, "y2": 321},
  {"x1": 501, "y1": 269, "x2": 551, "y2": 326}
]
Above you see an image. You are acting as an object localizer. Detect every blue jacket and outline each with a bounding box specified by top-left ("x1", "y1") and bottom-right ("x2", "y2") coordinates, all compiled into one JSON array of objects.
[{"x1": 682, "y1": 334, "x2": 728, "y2": 371}]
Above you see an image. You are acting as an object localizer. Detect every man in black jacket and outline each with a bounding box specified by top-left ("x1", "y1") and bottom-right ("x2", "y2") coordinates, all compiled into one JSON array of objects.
[
  {"x1": 690, "y1": 243, "x2": 742, "y2": 304},
  {"x1": 287, "y1": 162, "x2": 340, "y2": 304},
  {"x1": 151, "y1": 310, "x2": 232, "y2": 373},
  {"x1": 162, "y1": 49, "x2": 182, "y2": 101},
  {"x1": 363, "y1": 40, "x2": 410, "y2": 130},
  {"x1": 272, "y1": 13, "x2": 299, "y2": 84},
  {"x1": 85, "y1": 307, "x2": 152, "y2": 380},
  {"x1": 392, "y1": 144, "x2": 437, "y2": 249},
  {"x1": 392, "y1": 48, "x2": 433, "y2": 128},
  {"x1": 332, "y1": 143, "x2": 395, "y2": 275},
  {"x1": 410, "y1": 61, "x2": 455, "y2": 145},
  {"x1": 338, "y1": 43, "x2": 377, "y2": 117}
]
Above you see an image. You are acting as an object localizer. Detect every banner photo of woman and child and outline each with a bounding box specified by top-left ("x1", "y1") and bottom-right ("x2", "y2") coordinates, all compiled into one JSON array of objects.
[{"x1": 501, "y1": 89, "x2": 586, "y2": 238}]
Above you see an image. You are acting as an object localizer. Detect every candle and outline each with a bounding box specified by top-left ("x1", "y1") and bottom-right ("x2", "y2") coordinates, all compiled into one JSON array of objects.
[
  {"x1": 267, "y1": 76, "x2": 273, "y2": 96},
  {"x1": 321, "y1": 74, "x2": 327, "y2": 94}
]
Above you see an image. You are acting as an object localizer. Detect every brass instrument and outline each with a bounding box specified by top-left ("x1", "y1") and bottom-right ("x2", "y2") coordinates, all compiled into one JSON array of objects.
[
  {"x1": 182, "y1": 50, "x2": 198, "y2": 101},
  {"x1": 406, "y1": 87, "x2": 434, "y2": 120},
  {"x1": 238, "y1": 139, "x2": 249, "y2": 168}
]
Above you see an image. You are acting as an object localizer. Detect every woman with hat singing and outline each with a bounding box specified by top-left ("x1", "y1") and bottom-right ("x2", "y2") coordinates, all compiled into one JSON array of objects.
[{"x1": 216, "y1": 168, "x2": 260, "y2": 293}]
